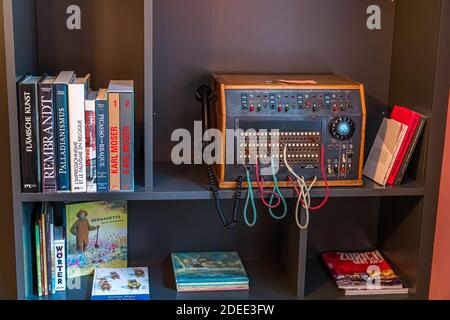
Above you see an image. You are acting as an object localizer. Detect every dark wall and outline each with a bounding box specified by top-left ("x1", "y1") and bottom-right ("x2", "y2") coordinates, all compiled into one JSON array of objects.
[
  {"x1": 0, "y1": 0, "x2": 17, "y2": 300},
  {"x1": 154, "y1": 0, "x2": 396, "y2": 161}
]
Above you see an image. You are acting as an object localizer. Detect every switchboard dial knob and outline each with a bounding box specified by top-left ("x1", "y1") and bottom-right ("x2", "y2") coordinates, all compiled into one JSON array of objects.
[{"x1": 330, "y1": 117, "x2": 356, "y2": 141}]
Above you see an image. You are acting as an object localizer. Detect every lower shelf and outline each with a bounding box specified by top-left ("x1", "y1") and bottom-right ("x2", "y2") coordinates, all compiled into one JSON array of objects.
[
  {"x1": 304, "y1": 257, "x2": 413, "y2": 300},
  {"x1": 28, "y1": 261, "x2": 297, "y2": 301}
]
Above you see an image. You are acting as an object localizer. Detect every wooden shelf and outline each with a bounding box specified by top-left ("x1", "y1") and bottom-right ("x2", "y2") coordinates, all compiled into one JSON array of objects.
[
  {"x1": 28, "y1": 261, "x2": 297, "y2": 301},
  {"x1": 19, "y1": 163, "x2": 425, "y2": 202}
]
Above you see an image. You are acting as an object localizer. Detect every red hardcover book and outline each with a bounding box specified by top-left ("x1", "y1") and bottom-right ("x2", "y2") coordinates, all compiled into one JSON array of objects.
[{"x1": 386, "y1": 106, "x2": 421, "y2": 185}]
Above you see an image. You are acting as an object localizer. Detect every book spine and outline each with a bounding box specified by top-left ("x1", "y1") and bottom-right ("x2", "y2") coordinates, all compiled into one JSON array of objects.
[
  {"x1": 69, "y1": 85, "x2": 87, "y2": 192},
  {"x1": 96, "y1": 98, "x2": 109, "y2": 192},
  {"x1": 394, "y1": 116, "x2": 427, "y2": 185},
  {"x1": 109, "y1": 93, "x2": 121, "y2": 191},
  {"x1": 50, "y1": 205, "x2": 55, "y2": 294},
  {"x1": 55, "y1": 84, "x2": 71, "y2": 191},
  {"x1": 35, "y1": 223, "x2": 42, "y2": 296},
  {"x1": 18, "y1": 82, "x2": 41, "y2": 193},
  {"x1": 45, "y1": 208, "x2": 52, "y2": 295},
  {"x1": 54, "y1": 238, "x2": 66, "y2": 292},
  {"x1": 120, "y1": 93, "x2": 134, "y2": 191},
  {"x1": 40, "y1": 213, "x2": 48, "y2": 296},
  {"x1": 387, "y1": 114, "x2": 421, "y2": 185},
  {"x1": 85, "y1": 103, "x2": 97, "y2": 192},
  {"x1": 39, "y1": 83, "x2": 57, "y2": 193},
  {"x1": 38, "y1": 219, "x2": 45, "y2": 296},
  {"x1": 383, "y1": 126, "x2": 408, "y2": 185}
]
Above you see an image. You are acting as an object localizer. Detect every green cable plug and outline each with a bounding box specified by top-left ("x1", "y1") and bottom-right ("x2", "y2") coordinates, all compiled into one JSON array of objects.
[
  {"x1": 244, "y1": 167, "x2": 258, "y2": 227},
  {"x1": 269, "y1": 159, "x2": 288, "y2": 220}
]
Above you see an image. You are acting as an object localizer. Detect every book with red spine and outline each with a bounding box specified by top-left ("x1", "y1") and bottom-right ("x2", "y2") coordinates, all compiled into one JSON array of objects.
[{"x1": 386, "y1": 106, "x2": 422, "y2": 185}]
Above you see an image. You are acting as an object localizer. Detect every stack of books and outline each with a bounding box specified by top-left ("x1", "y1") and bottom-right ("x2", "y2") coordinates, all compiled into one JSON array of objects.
[
  {"x1": 322, "y1": 250, "x2": 409, "y2": 296},
  {"x1": 171, "y1": 252, "x2": 249, "y2": 292},
  {"x1": 364, "y1": 105, "x2": 427, "y2": 186},
  {"x1": 17, "y1": 72, "x2": 135, "y2": 194}
]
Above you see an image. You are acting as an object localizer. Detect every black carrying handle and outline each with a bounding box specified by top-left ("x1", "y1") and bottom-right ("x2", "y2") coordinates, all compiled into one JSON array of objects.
[{"x1": 195, "y1": 85, "x2": 244, "y2": 229}]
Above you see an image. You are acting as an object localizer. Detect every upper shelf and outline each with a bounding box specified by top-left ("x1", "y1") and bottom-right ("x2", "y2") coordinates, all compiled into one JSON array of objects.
[{"x1": 19, "y1": 163, "x2": 425, "y2": 202}]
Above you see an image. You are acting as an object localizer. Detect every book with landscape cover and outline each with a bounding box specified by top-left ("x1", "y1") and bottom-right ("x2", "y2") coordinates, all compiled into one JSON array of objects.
[
  {"x1": 171, "y1": 252, "x2": 249, "y2": 292},
  {"x1": 66, "y1": 201, "x2": 128, "y2": 279},
  {"x1": 91, "y1": 268, "x2": 150, "y2": 300},
  {"x1": 321, "y1": 250, "x2": 408, "y2": 296},
  {"x1": 17, "y1": 75, "x2": 42, "y2": 193}
]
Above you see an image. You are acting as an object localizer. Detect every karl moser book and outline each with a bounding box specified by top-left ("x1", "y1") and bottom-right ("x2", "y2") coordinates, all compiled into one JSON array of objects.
[{"x1": 66, "y1": 201, "x2": 128, "y2": 279}]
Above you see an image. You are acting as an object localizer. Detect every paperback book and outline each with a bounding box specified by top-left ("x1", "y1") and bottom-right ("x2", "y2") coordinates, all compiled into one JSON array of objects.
[
  {"x1": 91, "y1": 268, "x2": 150, "y2": 300},
  {"x1": 321, "y1": 250, "x2": 409, "y2": 296},
  {"x1": 171, "y1": 252, "x2": 249, "y2": 292},
  {"x1": 66, "y1": 201, "x2": 128, "y2": 279}
]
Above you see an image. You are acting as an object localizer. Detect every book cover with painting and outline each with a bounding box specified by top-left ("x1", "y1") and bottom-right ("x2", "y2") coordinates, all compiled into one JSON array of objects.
[{"x1": 66, "y1": 201, "x2": 128, "y2": 279}]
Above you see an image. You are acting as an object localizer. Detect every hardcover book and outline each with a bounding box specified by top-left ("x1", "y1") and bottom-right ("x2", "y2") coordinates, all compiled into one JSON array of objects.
[
  {"x1": 85, "y1": 91, "x2": 98, "y2": 193},
  {"x1": 108, "y1": 92, "x2": 121, "y2": 191},
  {"x1": 389, "y1": 106, "x2": 427, "y2": 185},
  {"x1": 38, "y1": 77, "x2": 57, "y2": 193},
  {"x1": 363, "y1": 118, "x2": 408, "y2": 186},
  {"x1": 54, "y1": 71, "x2": 75, "y2": 192},
  {"x1": 91, "y1": 268, "x2": 150, "y2": 300},
  {"x1": 171, "y1": 252, "x2": 249, "y2": 292},
  {"x1": 68, "y1": 75, "x2": 91, "y2": 192},
  {"x1": 321, "y1": 250, "x2": 408, "y2": 295},
  {"x1": 96, "y1": 89, "x2": 109, "y2": 192},
  {"x1": 54, "y1": 226, "x2": 66, "y2": 292},
  {"x1": 119, "y1": 85, "x2": 134, "y2": 192},
  {"x1": 66, "y1": 201, "x2": 128, "y2": 279},
  {"x1": 17, "y1": 75, "x2": 42, "y2": 193}
]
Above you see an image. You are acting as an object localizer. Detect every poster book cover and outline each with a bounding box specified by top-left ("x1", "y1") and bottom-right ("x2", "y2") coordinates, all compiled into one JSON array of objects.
[
  {"x1": 171, "y1": 252, "x2": 249, "y2": 291},
  {"x1": 321, "y1": 250, "x2": 408, "y2": 295},
  {"x1": 91, "y1": 268, "x2": 150, "y2": 300},
  {"x1": 66, "y1": 201, "x2": 128, "y2": 279}
]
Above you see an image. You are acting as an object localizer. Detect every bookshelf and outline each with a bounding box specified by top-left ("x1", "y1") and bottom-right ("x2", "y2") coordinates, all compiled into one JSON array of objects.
[{"x1": 2, "y1": 0, "x2": 449, "y2": 300}]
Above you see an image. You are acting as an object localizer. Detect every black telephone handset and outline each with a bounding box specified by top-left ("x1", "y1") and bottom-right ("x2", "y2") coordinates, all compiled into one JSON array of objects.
[{"x1": 195, "y1": 85, "x2": 244, "y2": 229}]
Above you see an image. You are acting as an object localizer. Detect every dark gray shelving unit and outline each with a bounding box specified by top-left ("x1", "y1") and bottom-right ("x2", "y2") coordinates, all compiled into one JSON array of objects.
[{"x1": 3, "y1": 0, "x2": 449, "y2": 300}]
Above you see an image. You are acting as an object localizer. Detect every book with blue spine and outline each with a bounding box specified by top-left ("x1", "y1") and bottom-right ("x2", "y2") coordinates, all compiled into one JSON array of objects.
[
  {"x1": 171, "y1": 252, "x2": 249, "y2": 292},
  {"x1": 54, "y1": 71, "x2": 75, "y2": 192},
  {"x1": 96, "y1": 89, "x2": 109, "y2": 192}
]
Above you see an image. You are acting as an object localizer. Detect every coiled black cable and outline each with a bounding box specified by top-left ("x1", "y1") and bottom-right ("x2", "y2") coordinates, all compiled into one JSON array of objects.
[{"x1": 207, "y1": 165, "x2": 244, "y2": 229}]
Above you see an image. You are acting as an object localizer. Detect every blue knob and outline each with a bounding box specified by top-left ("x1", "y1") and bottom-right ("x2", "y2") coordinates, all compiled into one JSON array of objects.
[{"x1": 338, "y1": 122, "x2": 351, "y2": 136}]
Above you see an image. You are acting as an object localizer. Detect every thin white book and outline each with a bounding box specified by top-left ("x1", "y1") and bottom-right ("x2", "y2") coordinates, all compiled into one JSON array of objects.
[
  {"x1": 363, "y1": 118, "x2": 408, "y2": 186},
  {"x1": 68, "y1": 75, "x2": 91, "y2": 192}
]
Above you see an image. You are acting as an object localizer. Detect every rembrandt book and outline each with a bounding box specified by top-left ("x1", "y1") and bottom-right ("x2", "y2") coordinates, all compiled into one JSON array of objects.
[{"x1": 66, "y1": 201, "x2": 127, "y2": 279}]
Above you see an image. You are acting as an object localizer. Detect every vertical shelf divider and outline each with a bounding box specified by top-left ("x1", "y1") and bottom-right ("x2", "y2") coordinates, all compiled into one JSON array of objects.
[{"x1": 144, "y1": 0, "x2": 153, "y2": 189}]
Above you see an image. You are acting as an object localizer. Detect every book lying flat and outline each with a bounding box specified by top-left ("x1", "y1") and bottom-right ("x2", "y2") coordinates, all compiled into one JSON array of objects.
[
  {"x1": 91, "y1": 268, "x2": 150, "y2": 300},
  {"x1": 171, "y1": 252, "x2": 249, "y2": 292},
  {"x1": 322, "y1": 250, "x2": 408, "y2": 296}
]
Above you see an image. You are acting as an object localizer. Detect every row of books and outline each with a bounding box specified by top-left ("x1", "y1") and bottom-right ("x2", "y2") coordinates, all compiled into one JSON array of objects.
[
  {"x1": 322, "y1": 250, "x2": 409, "y2": 296},
  {"x1": 364, "y1": 105, "x2": 427, "y2": 186},
  {"x1": 17, "y1": 72, "x2": 135, "y2": 194},
  {"x1": 32, "y1": 203, "x2": 65, "y2": 296}
]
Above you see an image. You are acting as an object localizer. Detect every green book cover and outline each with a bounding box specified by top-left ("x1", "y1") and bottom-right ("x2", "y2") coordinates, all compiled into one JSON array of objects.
[
  {"x1": 66, "y1": 201, "x2": 128, "y2": 279},
  {"x1": 35, "y1": 223, "x2": 42, "y2": 297}
]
